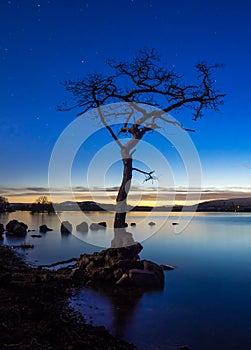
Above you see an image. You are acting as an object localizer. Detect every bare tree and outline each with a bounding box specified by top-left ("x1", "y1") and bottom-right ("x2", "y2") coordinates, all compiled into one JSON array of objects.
[
  {"x1": 31, "y1": 196, "x2": 53, "y2": 214},
  {"x1": 59, "y1": 48, "x2": 225, "y2": 229},
  {"x1": 35, "y1": 196, "x2": 51, "y2": 205}
]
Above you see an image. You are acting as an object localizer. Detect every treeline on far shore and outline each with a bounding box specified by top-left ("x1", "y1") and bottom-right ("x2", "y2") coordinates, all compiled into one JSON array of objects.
[{"x1": 1, "y1": 197, "x2": 251, "y2": 213}]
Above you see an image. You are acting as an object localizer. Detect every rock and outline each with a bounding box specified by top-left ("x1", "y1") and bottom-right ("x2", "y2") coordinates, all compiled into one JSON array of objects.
[
  {"x1": 0, "y1": 223, "x2": 4, "y2": 235},
  {"x1": 20, "y1": 222, "x2": 28, "y2": 231},
  {"x1": 0, "y1": 272, "x2": 12, "y2": 285},
  {"x1": 30, "y1": 234, "x2": 43, "y2": 238},
  {"x1": 116, "y1": 273, "x2": 129, "y2": 286},
  {"x1": 75, "y1": 242, "x2": 164, "y2": 289},
  {"x1": 172, "y1": 222, "x2": 179, "y2": 225},
  {"x1": 98, "y1": 222, "x2": 107, "y2": 228},
  {"x1": 160, "y1": 264, "x2": 175, "y2": 270},
  {"x1": 129, "y1": 269, "x2": 162, "y2": 288},
  {"x1": 90, "y1": 223, "x2": 105, "y2": 230},
  {"x1": 130, "y1": 222, "x2": 136, "y2": 226},
  {"x1": 113, "y1": 268, "x2": 123, "y2": 280},
  {"x1": 78, "y1": 254, "x2": 90, "y2": 266},
  {"x1": 116, "y1": 242, "x2": 143, "y2": 261},
  {"x1": 39, "y1": 224, "x2": 53, "y2": 233},
  {"x1": 6, "y1": 220, "x2": 27, "y2": 237},
  {"x1": 6, "y1": 220, "x2": 19, "y2": 231},
  {"x1": 61, "y1": 221, "x2": 72, "y2": 234},
  {"x1": 76, "y1": 221, "x2": 88, "y2": 232},
  {"x1": 116, "y1": 259, "x2": 143, "y2": 271},
  {"x1": 142, "y1": 260, "x2": 164, "y2": 286},
  {"x1": 93, "y1": 268, "x2": 114, "y2": 283},
  {"x1": 148, "y1": 221, "x2": 156, "y2": 226}
]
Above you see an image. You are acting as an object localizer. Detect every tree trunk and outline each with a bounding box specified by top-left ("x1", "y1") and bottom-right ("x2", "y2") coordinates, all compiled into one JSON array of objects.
[{"x1": 114, "y1": 149, "x2": 132, "y2": 229}]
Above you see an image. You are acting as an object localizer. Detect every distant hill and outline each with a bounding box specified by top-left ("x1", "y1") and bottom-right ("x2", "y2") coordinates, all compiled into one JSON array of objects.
[
  {"x1": 196, "y1": 197, "x2": 251, "y2": 212},
  {"x1": 6, "y1": 197, "x2": 251, "y2": 212}
]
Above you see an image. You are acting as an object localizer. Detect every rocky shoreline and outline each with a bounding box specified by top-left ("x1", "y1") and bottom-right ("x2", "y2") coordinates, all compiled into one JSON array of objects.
[{"x1": 0, "y1": 245, "x2": 136, "y2": 350}]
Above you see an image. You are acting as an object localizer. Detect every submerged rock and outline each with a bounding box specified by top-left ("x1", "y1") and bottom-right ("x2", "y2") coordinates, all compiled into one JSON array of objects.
[
  {"x1": 90, "y1": 222, "x2": 106, "y2": 230},
  {"x1": 76, "y1": 221, "x2": 88, "y2": 232},
  {"x1": 39, "y1": 224, "x2": 53, "y2": 233},
  {"x1": 6, "y1": 220, "x2": 27, "y2": 237},
  {"x1": 148, "y1": 221, "x2": 156, "y2": 226},
  {"x1": 61, "y1": 221, "x2": 72, "y2": 234},
  {"x1": 98, "y1": 221, "x2": 107, "y2": 228}
]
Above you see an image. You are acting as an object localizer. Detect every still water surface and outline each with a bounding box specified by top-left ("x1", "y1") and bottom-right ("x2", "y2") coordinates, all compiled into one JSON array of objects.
[{"x1": 1, "y1": 211, "x2": 251, "y2": 349}]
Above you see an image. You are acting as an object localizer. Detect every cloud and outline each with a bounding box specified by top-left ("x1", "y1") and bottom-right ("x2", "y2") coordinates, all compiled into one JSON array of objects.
[{"x1": 1, "y1": 186, "x2": 251, "y2": 204}]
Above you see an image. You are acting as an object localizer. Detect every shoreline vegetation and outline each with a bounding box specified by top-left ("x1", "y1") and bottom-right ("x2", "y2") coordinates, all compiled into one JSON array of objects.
[
  {"x1": 1, "y1": 196, "x2": 251, "y2": 213},
  {"x1": 0, "y1": 245, "x2": 137, "y2": 350}
]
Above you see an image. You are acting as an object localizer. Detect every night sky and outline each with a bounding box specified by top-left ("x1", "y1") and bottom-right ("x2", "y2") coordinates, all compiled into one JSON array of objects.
[{"x1": 1, "y1": 0, "x2": 251, "y2": 203}]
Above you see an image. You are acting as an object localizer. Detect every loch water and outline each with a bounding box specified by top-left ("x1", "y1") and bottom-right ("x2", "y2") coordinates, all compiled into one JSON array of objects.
[{"x1": 1, "y1": 211, "x2": 251, "y2": 349}]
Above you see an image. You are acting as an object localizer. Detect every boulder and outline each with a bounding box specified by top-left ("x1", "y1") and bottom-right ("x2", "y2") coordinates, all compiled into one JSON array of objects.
[
  {"x1": 76, "y1": 221, "x2": 88, "y2": 232},
  {"x1": 142, "y1": 260, "x2": 164, "y2": 286},
  {"x1": 90, "y1": 222, "x2": 106, "y2": 230},
  {"x1": 116, "y1": 273, "x2": 129, "y2": 286},
  {"x1": 89, "y1": 222, "x2": 106, "y2": 230},
  {"x1": 0, "y1": 223, "x2": 4, "y2": 235},
  {"x1": 39, "y1": 224, "x2": 53, "y2": 233},
  {"x1": 90, "y1": 223, "x2": 100, "y2": 230},
  {"x1": 98, "y1": 221, "x2": 106, "y2": 228},
  {"x1": 73, "y1": 242, "x2": 164, "y2": 289},
  {"x1": 130, "y1": 222, "x2": 136, "y2": 226},
  {"x1": 148, "y1": 221, "x2": 156, "y2": 226},
  {"x1": 61, "y1": 221, "x2": 72, "y2": 234},
  {"x1": 129, "y1": 269, "x2": 163, "y2": 288},
  {"x1": 6, "y1": 220, "x2": 27, "y2": 237},
  {"x1": 6, "y1": 220, "x2": 19, "y2": 232}
]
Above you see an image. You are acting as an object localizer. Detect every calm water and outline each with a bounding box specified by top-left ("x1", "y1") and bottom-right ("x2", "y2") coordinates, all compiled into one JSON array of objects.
[{"x1": 1, "y1": 211, "x2": 251, "y2": 349}]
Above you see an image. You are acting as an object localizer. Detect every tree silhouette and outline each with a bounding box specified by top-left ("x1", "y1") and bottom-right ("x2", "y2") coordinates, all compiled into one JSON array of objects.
[
  {"x1": 0, "y1": 196, "x2": 9, "y2": 213},
  {"x1": 31, "y1": 196, "x2": 54, "y2": 214},
  {"x1": 59, "y1": 48, "x2": 225, "y2": 229}
]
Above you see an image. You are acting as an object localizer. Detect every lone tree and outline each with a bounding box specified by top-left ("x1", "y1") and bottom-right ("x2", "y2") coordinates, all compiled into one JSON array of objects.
[
  {"x1": 59, "y1": 48, "x2": 225, "y2": 229},
  {"x1": 31, "y1": 196, "x2": 54, "y2": 214}
]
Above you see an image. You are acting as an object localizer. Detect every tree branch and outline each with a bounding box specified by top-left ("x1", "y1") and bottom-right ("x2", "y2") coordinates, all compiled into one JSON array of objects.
[
  {"x1": 97, "y1": 107, "x2": 123, "y2": 148},
  {"x1": 132, "y1": 168, "x2": 157, "y2": 182}
]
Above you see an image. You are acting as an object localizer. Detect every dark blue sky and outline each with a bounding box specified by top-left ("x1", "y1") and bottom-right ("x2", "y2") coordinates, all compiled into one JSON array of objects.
[{"x1": 0, "y1": 0, "x2": 251, "y2": 202}]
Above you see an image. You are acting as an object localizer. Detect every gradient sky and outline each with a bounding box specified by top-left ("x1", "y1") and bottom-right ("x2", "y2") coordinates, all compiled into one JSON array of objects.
[{"x1": 0, "y1": 0, "x2": 251, "y2": 203}]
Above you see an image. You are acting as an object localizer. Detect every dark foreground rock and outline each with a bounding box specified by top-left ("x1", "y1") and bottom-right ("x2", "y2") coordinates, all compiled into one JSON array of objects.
[
  {"x1": 0, "y1": 223, "x2": 4, "y2": 235},
  {"x1": 0, "y1": 246, "x2": 136, "y2": 350},
  {"x1": 72, "y1": 243, "x2": 164, "y2": 289}
]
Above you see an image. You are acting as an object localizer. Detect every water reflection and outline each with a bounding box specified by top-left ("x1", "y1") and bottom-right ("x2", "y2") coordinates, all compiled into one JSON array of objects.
[
  {"x1": 71, "y1": 285, "x2": 149, "y2": 340},
  {"x1": 111, "y1": 228, "x2": 135, "y2": 248},
  {"x1": 4, "y1": 233, "x2": 26, "y2": 246}
]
